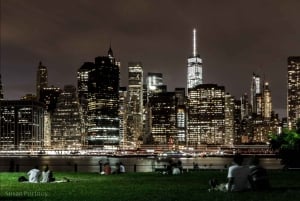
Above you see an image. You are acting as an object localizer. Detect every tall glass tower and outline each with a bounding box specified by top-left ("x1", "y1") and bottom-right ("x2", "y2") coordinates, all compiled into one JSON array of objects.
[
  {"x1": 78, "y1": 48, "x2": 120, "y2": 145},
  {"x1": 187, "y1": 29, "x2": 203, "y2": 89},
  {"x1": 126, "y1": 62, "x2": 143, "y2": 145},
  {"x1": 36, "y1": 61, "x2": 48, "y2": 100},
  {"x1": 288, "y1": 56, "x2": 300, "y2": 129},
  {"x1": 0, "y1": 73, "x2": 3, "y2": 100},
  {"x1": 250, "y1": 73, "x2": 261, "y2": 114},
  {"x1": 262, "y1": 82, "x2": 272, "y2": 119},
  {"x1": 51, "y1": 85, "x2": 84, "y2": 148}
]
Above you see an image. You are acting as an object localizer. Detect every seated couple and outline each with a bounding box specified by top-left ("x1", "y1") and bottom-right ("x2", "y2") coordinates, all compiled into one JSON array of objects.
[
  {"x1": 209, "y1": 154, "x2": 270, "y2": 192},
  {"x1": 19, "y1": 165, "x2": 56, "y2": 183}
]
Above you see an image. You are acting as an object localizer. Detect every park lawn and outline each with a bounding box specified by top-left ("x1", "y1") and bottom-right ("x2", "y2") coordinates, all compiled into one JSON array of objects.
[{"x1": 0, "y1": 170, "x2": 300, "y2": 201}]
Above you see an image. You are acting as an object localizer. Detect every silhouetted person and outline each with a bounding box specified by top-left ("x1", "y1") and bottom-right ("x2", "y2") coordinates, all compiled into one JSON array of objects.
[
  {"x1": 227, "y1": 154, "x2": 252, "y2": 192},
  {"x1": 249, "y1": 157, "x2": 270, "y2": 191},
  {"x1": 41, "y1": 165, "x2": 55, "y2": 183}
]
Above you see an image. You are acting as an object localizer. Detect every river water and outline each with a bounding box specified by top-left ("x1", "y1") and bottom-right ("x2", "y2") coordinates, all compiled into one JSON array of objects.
[{"x1": 0, "y1": 155, "x2": 283, "y2": 173}]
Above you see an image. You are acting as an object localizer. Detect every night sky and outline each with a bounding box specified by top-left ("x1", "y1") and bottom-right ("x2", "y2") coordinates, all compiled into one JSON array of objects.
[{"x1": 2, "y1": 0, "x2": 300, "y2": 118}]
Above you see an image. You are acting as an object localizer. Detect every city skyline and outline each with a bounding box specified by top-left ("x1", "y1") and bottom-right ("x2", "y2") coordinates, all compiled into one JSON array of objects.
[{"x1": 2, "y1": 0, "x2": 300, "y2": 118}]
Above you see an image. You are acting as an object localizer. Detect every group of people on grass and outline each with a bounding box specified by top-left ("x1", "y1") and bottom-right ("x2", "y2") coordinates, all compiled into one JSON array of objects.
[
  {"x1": 209, "y1": 154, "x2": 270, "y2": 192},
  {"x1": 101, "y1": 162, "x2": 126, "y2": 175},
  {"x1": 19, "y1": 165, "x2": 55, "y2": 183}
]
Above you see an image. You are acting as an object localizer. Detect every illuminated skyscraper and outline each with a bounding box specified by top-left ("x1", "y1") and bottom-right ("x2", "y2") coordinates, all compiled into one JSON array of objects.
[
  {"x1": 225, "y1": 93, "x2": 235, "y2": 145},
  {"x1": 51, "y1": 85, "x2": 84, "y2": 148},
  {"x1": 39, "y1": 87, "x2": 62, "y2": 114},
  {"x1": 0, "y1": 74, "x2": 3, "y2": 100},
  {"x1": 262, "y1": 82, "x2": 272, "y2": 119},
  {"x1": 250, "y1": 73, "x2": 261, "y2": 114},
  {"x1": 77, "y1": 47, "x2": 120, "y2": 145},
  {"x1": 119, "y1": 87, "x2": 127, "y2": 147},
  {"x1": 175, "y1": 88, "x2": 187, "y2": 144},
  {"x1": 36, "y1": 62, "x2": 48, "y2": 100},
  {"x1": 149, "y1": 92, "x2": 177, "y2": 144},
  {"x1": 126, "y1": 62, "x2": 143, "y2": 144},
  {"x1": 0, "y1": 100, "x2": 44, "y2": 149},
  {"x1": 188, "y1": 84, "x2": 225, "y2": 145},
  {"x1": 288, "y1": 56, "x2": 300, "y2": 129},
  {"x1": 147, "y1": 72, "x2": 164, "y2": 95},
  {"x1": 187, "y1": 29, "x2": 203, "y2": 89}
]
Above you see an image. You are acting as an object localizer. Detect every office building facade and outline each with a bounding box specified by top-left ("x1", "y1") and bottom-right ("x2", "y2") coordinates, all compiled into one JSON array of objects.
[
  {"x1": 126, "y1": 62, "x2": 144, "y2": 144},
  {"x1": 188, "y1": 84, "x2": 225, "y2": 145},
  {"x1": 77, "y1": 48, "x2": 120, "y2": 145},
  {"x1": 0, "y1": 100, "x2": 44, "y2": 150},
  {"x1": 51, "y1": 85, "x2": 84, "y2": 148},
  {"x1": 288, "y1": 56, "x2": 300, "y2": 129},
  {"x1": 36, "y1": 62, "x2": 48, "y2": 100}
]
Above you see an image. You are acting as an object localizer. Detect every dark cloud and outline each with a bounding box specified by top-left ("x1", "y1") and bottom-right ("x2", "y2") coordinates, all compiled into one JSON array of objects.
[{"x1": 2, "y1": 0, "x2": 300, "y2": 118}]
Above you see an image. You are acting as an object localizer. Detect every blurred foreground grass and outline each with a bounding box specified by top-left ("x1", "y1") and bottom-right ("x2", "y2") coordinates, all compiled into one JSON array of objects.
[{"x1": 1, "y1": 170, "x2": 300, "y2": 201}]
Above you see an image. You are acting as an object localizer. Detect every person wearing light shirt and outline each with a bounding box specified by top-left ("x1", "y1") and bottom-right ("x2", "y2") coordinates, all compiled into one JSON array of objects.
[{"x1": 27, "y1": 166, "x2": 41, "y2": 183}]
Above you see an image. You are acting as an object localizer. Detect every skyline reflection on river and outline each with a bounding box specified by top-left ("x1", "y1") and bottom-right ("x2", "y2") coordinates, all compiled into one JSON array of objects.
[{"x1": 0, "y1": 155, "x2": 283, "y2": 173}]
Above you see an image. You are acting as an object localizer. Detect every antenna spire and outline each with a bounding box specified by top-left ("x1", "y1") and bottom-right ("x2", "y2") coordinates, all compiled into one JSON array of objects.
[{"x1": 193, "y1": 28, "x2": 197, "y2": 57}]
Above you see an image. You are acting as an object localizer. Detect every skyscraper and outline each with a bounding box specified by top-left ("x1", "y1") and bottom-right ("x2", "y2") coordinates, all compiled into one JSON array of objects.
[
  {"x1": 187, "y1": 29, "x2": 203, "y2": 89},
  {"x1": 225, "y1": 93, "x2": 235, "y2": 145},
  {"x1": 36, "y1": 62, "x2": 48, "y2": 100},
  {"x1": 188, "y1": 84, "x2": 225, "y2": 145},
  {"x1": 0, "y1": 100, "x2": 44, "y2": 149},
  {"x1": 78, "y1": 47, "x2": 120, "y2": 145},
  {"x1": 147, "y1": 72, "x2": 164, "y2": 96},
  {"x1": 0, "y1": 73, "x2": 3, "y2": 100},
  {"x1": 51, "y1": 85, "x2": 84, "y2": 148},
  {"x1": 288, "y1": 56, "x2": 300, "y2": 129},
  {"x1": 250, "y1": 73, "x2": 261, "y2": 114},
  {"x1": 262, "y1": 82, "x2": 272, "y2": 120},
  {"x1": 149, "y1": 92, "x2": 177, "y2": 144},
  {"x1": 126, "y1": 62, "x2": 143, "y2": 144}
]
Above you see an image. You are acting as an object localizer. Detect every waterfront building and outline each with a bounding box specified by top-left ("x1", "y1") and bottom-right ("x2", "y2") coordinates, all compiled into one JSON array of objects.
[
  {"x1": 0, "y1": 100, "x2": 44, "y2": 150},
  {"x1": 287, "y1": 56, "x2": 300, "y2": 129},
  {"x1": 39, "y1": 86, "x2": 62, "y2": 114},
  {"x1": 148, "y1": 92, "x2": 177, "y2": 144},
  {"x1": 51, "y1": 85, "x2": 84, "y2": 148},
  {"x1": 0, "y1": 74, "x2": 3, "y2": 100},
  {"x1": 175, "y1": 88, "x2": 187, "y2": 144},
  {"x1": 225, "y1": 93, "x2": 235, "y2": 145},
  {"x1": 187, "y1": 29, "x2": 203, "y2": 90},
  {"x1": 77, "y1": 62, "x2": 94, "y2": 142},
  {"x1": 77, "y1": 47, "x2": 120, "y2": 145},
  {"x1": 126, "y1": 62, "x2": 144, "y2": 145},
  {"x1": 36, "y1": 62, "x2": 48, "y2": 100},
  {"x1": 119, "y1": 87, "x2": 127, "y2": 148},
  {"x1": 44, "y1": 112, "x2": 51, "y2": 147},
  {"x1": 187, "y1": 84, "x2": 225, "y2": 145},
  {"x1": 234, "y1": 99, "x2": 242, "y2": 144}
]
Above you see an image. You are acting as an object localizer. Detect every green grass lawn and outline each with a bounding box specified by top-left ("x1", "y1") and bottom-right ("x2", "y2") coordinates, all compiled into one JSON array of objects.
[{"x1": 1, "y1": 170, "x2": 300, "y2": 201}]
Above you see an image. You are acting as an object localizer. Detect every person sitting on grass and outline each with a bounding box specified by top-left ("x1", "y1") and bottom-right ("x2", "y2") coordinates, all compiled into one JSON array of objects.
[
  {"x1": 249, "y1": 156, "x2": 270, "y2": 191},
  {"x1": 227, "y1": 154, "x2": 252, "y2": 192},
  {"x1": 41, "y1": 165, "x2": 55, "y2": 183},
  {"x1": 119, "y1": 162, "x2": 126, "y2": 173},
  {"x1": 101, "y1": 162, "x2": 111, "y2": 175},
  {"x1": 27, "y1": 165, "x2": 41, "y2": 183},
  {"x1": 209, "y1": 154, "x2": 253, "y2": 192}
]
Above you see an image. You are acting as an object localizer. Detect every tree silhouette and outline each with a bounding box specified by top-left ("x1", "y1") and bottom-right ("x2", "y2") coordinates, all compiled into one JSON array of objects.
[{"x1": 270, "y1": 123, "x2": 300, "y2": 168}]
